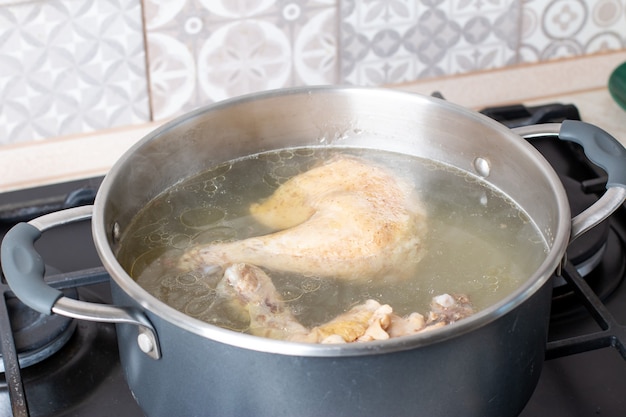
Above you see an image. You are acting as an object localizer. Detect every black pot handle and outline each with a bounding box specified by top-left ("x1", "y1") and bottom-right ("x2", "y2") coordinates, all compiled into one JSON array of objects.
[
  {"x1": 514, "y1": 121, "x2": 626, "y2": 242},
  {"x1": 1, "y1": 206, "x2": 161, "y2": 360},
  {"x1": 2, "y1": 222, "x2": 58, "y2": 313},
  {"x1": 559, "y1": 120, "x2": 626, "y2": 188}
]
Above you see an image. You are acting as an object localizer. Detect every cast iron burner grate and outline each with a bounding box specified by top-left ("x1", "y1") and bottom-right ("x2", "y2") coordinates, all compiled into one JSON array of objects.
[
  {"x1": 0, "y1": 272, "x2": 77, "y2": 374},
  {"x1": 546, "y1": 261, "x2": 626, "y2": 360},
  {"x1": 0, "y1": 267, "x2": 138, "y2": 417}
]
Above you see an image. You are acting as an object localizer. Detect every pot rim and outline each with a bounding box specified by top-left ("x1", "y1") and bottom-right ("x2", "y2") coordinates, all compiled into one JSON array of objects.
[{"x1": 92, "y1": 86, "x2": 571, "y2": 357}]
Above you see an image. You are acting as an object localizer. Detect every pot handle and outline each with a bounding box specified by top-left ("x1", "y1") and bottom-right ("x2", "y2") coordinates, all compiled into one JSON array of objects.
[
  {"x1": 513, "y1": 120, "x2": 626, "y2": 242},
  {"x1": 0, "y1": 205, "x2": 161, "y2": 360}
]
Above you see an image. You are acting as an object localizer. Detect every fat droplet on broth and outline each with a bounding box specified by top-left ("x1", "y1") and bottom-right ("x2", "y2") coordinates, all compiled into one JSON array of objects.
[
  {"x1": 179, "y1": 207, "x2": 226, "y2": 229},
  {"x1": 169, "y1": 234, "x2": 191, "y2": 249},
  {"x1": 257, "y1": 152, "x2": 279, "y2": 162},
  {"x1": 300, "y1": 278, "x2": 322, "y2": 293},
  {"x1": 130, "y1": 246, "x2": 169, "y2": 277},
  {"x1": 143, "y1": 199, "x2": 174, "y2": 220},
  {"x1": 278, "y1": 149, "x2": 295, "y2": 159},
  {"x1": 483, "y1": 274, "x2": 501, "y2": 293},
  {"x1": 183, "y1": 294, "x2": 215, "y2": 317},
  {"x1": 263, "y1": 173, "x2": 281, "y2": 188},
  {"x1": 272, "y1": 163, "x2": 301, "y2": 179},
  {"x1": 191, "y1": 226, "x2": 238, "y2": 246},
  {"x1": 130, "y1": 220, "x2": 165, "y2": 239},
  {"x1": 147, "y1": 231, "x2": 169, "y2": 244},
  {"x1": 294, "y1": 148, "x2": 315, "y2": 157},
  {"x1": 175, "y1": 273, "x2": 199, "y2": 286},
  {"x1": 203, "y1": 182, "x2": 218, "y2": 195}
]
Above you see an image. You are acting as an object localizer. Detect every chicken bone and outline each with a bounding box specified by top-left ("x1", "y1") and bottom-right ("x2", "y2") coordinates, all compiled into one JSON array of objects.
[{"x1": 213, "y1": 263, "x2": 474, "y2": 344}]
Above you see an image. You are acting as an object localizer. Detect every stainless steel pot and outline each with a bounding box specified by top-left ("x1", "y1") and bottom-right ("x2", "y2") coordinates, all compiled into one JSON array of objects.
[{"x1": 3, "y1": 87, "x2": 626, "y2": 417}]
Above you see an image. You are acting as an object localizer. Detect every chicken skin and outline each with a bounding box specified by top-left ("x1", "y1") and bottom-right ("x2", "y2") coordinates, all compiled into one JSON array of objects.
[
  {"x1": 218, "y1": 263, "x2": 474, "y2": 343},
  {"x1": 179, "y1": 155, "x2": 427, "y2": 282}
]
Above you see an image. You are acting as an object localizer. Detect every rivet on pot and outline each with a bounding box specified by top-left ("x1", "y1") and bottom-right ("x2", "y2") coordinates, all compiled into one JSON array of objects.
[
  {"x1": 112, "y1": 222, "x2": 121, "y2": 244},
  {"x1": 137, "y1": 332, "x2": 154, "y2": 354},
  {"x1": 473, "y1": 157, "x2": 491, "y2": 178}
]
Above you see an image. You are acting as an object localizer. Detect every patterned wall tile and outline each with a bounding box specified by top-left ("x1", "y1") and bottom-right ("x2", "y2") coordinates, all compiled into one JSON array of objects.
[
  {"x1": 2, "y1": 0, "x2": 625, "y2": 147},
  {"x1": 0, "y1": 0, "x2": 149, "y2": 146},
  {"x1": 144, "y1": 0, "x2": 338, "y2": 121},
  {"x1": 520, "y1": 0, "x2": 626, "y2": 62},
  {"x1": 339, "y1": 0, "x2": 522, "y2": 86}
]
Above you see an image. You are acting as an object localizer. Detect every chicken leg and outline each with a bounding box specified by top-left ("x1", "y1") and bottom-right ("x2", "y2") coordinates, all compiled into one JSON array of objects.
[{"x1": 179, "y1": 155, "x2": 427, "y2": 282}]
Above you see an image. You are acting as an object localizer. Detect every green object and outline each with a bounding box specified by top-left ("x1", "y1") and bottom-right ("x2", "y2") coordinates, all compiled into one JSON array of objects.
[{"x1": 608, "y1": 61, "x2": 626, "y2": 111}]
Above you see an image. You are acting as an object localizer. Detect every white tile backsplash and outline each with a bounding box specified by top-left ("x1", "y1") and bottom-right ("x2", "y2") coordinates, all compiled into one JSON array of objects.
[
  {"x1": 2, "y1": 51, "x2": 625, "y2": 193},
  {"x1": 339, "y1": 0, "x2": 522, "y2": 85},
  {"x1": 143, "y1": 0, "x2": 338, "y2": 119},
  {"x1": 0, "y1": 0, "x2": 149, "y2": 146},
  {"x1": 520, "y1": 0, "x2": 626, "y2": 62},
  {"x1": 0, "y1": 0, "x2": 625, "y2": 148}
]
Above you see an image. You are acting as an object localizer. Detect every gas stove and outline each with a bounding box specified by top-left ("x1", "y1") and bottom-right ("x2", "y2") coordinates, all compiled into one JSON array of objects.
[{"x1": 1, "y1": 103, "x2": 625, "y2": 416}]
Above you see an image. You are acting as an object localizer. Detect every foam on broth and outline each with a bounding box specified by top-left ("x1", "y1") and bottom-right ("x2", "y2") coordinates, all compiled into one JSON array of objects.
[{"x1": 117, "y1": 147, "x2": 548, "y2": 332}]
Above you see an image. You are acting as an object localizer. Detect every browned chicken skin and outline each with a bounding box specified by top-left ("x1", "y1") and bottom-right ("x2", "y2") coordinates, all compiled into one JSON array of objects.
[
  {"x1": 179, "y1": 155, "x2": 427, "y2": 282},
  {"x1": 218, "y1": 263, "x2": 474, "y2": 343}
]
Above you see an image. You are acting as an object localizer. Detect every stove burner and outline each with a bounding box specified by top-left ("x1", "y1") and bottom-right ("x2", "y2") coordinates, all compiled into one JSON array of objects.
[
  {"x1": 0, "y1": 291, "x2": 76, "y2": 372},
  {"x1": 546, "y1": 173, "x2": 625, "y2": 321},
  {"x1": 0, "y1": 266, "x2": 78, "y2": 373},
  {"x1": 551, "y1": 222, "x2": 626, "y2": 320},
  {"x1": 0, "y1": 280, "x2": 143, "y2": 417}
]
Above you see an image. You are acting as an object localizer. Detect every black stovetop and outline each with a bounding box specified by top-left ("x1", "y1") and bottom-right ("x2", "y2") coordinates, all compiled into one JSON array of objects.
[
  {"x1": 1, "y1": 104, "x2": 626, "y2": 416},
  {"x1": 0, "y1": 177, "x2": 144, "y2": 417}
]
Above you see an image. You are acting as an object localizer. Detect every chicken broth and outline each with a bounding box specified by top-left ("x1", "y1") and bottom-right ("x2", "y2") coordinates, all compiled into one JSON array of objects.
[{"x1": 118, "y1": 147, "x2": 548, "y2": 333}]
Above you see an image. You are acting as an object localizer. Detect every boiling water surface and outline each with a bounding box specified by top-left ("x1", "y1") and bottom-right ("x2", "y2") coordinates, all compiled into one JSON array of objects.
[{"x1": 117, "y1": 147, "x2": 548, "y2": 332}]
